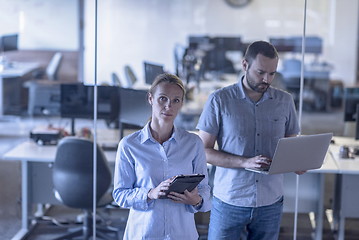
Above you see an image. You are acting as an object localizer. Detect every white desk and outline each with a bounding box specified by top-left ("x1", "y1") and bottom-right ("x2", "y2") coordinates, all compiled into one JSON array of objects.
[
  {"x1": 0, "y1": 62, "x2": 40, "y2": 117},
  {"x1": 2, "y1": 134, "x2": 345, "y2": 240},
  {"x1": 328, "y1": 136, "x2": 359, "y2": 240},
  {"x1": 2, "y1": 140, "x2": 116, "y2": 240},
  {"x1": 282, "y1": 150, "x2": 339, "y2": 240}
]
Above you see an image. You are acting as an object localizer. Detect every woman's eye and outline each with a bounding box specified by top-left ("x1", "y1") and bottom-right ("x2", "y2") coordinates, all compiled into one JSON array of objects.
[
  {"x1": 174, "y1": 99, "x2": 180, "y2": 103},
  {"x1": 159, "y1": 96, "x2": 167, "y2": 101}
]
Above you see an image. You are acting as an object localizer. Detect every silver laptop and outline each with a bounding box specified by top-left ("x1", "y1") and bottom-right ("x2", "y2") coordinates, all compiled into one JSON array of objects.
[{"x1": 245, "y1": 133, "x2": 333, "y2": 174}]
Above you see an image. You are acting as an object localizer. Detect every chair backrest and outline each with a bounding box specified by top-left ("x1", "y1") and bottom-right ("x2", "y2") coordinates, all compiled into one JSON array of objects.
[
  {"x1": 111, "y1": 72, "x2": 122, "y2": 87},
  {"x1": 119, "y1": 87, "x2": 151, "y2": 127},
  {"x1": 123, "y1": 65, "x2": 137, "y2": 88},
  {"x1": 53, "y1": 137, "x2": 112, "y2": 209},
  {"x1": 46, "y1": 52, "x2": 63, "y2": 81}
]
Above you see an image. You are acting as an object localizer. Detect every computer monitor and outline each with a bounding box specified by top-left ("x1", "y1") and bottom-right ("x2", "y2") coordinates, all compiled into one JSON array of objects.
[
  {"x1": 269, "y1": 37, "x2": 296, "y2": 52},
  {"x1": 188, "y1": 35, "x2": 211, "y2": 49},
  {"x1": 0, "y1": 34, "x2": 18, "y2": 52},
  {"x1": 29, "y1": 83, "x2": 61, "y2": 116},
  {"x1": 344, "y1": 87, "x2": 359, "y2": 122},
  {"x1": 60, "y1": 83, "x2": 119, "y2": 121},
  {"x1": 118, "y1": 87, "x2": 151, "y2": 138},
  {"x1": 211, "y1": 37, "x2": 242, "y2": 51},
  {"x1": 269, "y1": 36, "x2": 322, "y2": 54},
  {"x1": 144, "y1": 62, "x2": 164, "y2": 85}
]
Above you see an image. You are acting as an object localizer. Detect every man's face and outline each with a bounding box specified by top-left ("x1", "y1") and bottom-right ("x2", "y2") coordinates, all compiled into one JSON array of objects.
[{"x1": 242, "y1": 54, "x2": 278, "y2": 93}]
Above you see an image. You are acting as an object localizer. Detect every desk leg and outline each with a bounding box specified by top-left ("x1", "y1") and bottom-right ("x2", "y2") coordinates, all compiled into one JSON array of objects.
[
  {"x1": 0, "y1": 76, "x2": 3, "y2": 117},
  {"x1": 10, "y1": 161, "x2": 30, "y2": 240},
  {"x1": 338, "y1": 216, "x2": 345, "y2": 240},
  {"x1": 314, "y1": 173, "x2": 324, "y2": 240},
  {"x1": 11, "y1": 161, "x2": 30, "y2": 240},
  {"x1": 22, "y1": 160, "x2": 29, "y2": 230}
]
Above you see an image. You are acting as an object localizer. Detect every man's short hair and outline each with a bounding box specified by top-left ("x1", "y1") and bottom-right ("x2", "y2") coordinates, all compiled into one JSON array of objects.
[{"x1": 244, "y1": 41, "x2": 279, "y2": 66}]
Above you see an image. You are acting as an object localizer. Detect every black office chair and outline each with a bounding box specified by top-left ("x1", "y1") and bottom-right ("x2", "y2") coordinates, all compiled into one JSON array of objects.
[{"x1": 52, "y1": 137, "x2": 119, "y2": 240}]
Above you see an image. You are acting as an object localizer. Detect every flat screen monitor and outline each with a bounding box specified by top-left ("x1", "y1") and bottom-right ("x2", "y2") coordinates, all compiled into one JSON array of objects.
[
  {"x1": 188, "y1": 35, "x2": 210, "y2": 49},
  {"x1": 269, "y1": 37, "x2": 296, "y2": 52},
  {"x1": 211, "y1": 37, "x2": 242, "y2": 51},
  {"x1": 60, "y1": 83, "x2": 119, "y2": 121},
  {"x1": 144, "y1": 62, "x2": 164, "y2": 85},
  {"x1": 344, "y1": 87, "x2": 359, "y2": 122},
  {"x1": 119, "y1": 87, "x2": 151, "y2": 127},
  {"x1": 0, "y1": 34, "x2": 18, "y2": 52},
  {"x1": 269, "y1": 36, "x2": 322, "y2": 54}
]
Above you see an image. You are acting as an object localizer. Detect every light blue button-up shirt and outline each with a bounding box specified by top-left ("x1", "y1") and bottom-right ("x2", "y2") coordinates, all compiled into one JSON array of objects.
[
  {"x1": 113, "y1": 123, "x2": 211, "y2": 240},
  {"x1": 197, "y1": 78, "x2": 300, "y2": 207}
]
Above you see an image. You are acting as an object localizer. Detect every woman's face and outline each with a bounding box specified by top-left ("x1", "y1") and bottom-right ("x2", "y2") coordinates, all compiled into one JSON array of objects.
[{"x1": 148, "y1": 82, "x2": 184, "y2": 124}]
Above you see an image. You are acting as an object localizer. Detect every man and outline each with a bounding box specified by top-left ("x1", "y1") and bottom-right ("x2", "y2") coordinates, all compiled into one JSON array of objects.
[{"x1": 197, "y1": 41, "x2": 300, "y2": 240}]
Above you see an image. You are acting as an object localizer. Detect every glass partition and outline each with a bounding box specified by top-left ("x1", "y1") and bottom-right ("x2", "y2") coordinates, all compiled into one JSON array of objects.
[{"x1": 0, "y1": 0, "x2": 358, "y2": 239}]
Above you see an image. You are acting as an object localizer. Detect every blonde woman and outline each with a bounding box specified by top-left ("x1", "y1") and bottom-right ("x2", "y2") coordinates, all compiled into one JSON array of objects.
[{"x1": 113, "y1": 73, "x2": 211, "y2": 240}]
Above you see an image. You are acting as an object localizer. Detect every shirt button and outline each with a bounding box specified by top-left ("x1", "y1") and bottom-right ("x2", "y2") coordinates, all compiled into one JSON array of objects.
[
  {"x1": 256, "y1": 180, "x2": 259, "y2": 183},
  {"x1": 257, "y1": 133, "x2": 260, "y2": 136}
]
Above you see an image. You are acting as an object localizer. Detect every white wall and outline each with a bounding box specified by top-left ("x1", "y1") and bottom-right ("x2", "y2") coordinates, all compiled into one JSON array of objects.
[
  {"x1": 0, "y1": 0, "x2": 357, "y2": 86},
  {"x1": 328, "y1": 0, "x2": 358, "y2": 84},
  {"x1": 0, "y1": 0, "x2": 78, "y2": 50},
  {"x1": 83, "y1": 0, "x2": 358, "y2": 87}
]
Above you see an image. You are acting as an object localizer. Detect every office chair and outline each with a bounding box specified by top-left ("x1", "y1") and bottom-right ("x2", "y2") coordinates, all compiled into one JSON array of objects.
[
  {"x1": 118, "y1": 87, "x2": 151, "y2": 138},
  {"x1": 30, "y1": 52, "x2": 63, "y2": 81},
  {"x1": 123, "y1": 65, "x2": 137, "y2": 88},
  {"x1": 111, "y1": 72, "x2": 122, "y2": 87},
  {"x1": 52, "y1": 137, "x2": 119, "y2": 240}
]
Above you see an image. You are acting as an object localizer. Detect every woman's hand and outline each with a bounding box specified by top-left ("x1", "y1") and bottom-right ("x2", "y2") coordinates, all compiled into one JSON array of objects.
[
  {"x1": 147, "y1": 178, "x2": 172, "y2": 200},
  {"x1": 167, "y1": 187, "x2": 202, "y2": 206}
]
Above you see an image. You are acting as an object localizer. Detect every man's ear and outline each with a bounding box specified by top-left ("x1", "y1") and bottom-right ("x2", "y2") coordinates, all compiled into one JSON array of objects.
[{"x1": 242, "y1": 59, "x2": 248, "y2": 71}]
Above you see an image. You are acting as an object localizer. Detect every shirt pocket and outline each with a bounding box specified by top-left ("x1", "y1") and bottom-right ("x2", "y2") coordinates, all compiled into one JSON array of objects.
[
  {"x1": 268, "y1": 116, "x2": 287, "y2": 148},
  {"x1": 222, "y1": 113, "x2": 253, "y2": 139}
]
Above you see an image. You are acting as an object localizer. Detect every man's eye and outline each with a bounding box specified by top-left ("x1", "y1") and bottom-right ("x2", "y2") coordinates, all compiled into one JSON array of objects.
[
  {"x1": 174, "y1": 99, "x2": 181, "y2": 103},
  {"x1": 159, "y1": 96, "x2": 167, "y2": 101}
]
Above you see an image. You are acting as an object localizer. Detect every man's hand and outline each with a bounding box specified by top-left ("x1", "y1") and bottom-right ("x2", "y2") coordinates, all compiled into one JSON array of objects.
[
  {"x1": 295, "y1": 170, "x2": 306, "y2": 175},
  {"x1": 242, "y1": 155, "x2": 271, "y2": 169}
]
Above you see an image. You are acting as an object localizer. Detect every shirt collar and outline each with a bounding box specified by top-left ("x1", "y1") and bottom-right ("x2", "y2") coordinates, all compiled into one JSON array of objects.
[{"x1": 140, "y1": 122, "x2": 179, "y2": 144}]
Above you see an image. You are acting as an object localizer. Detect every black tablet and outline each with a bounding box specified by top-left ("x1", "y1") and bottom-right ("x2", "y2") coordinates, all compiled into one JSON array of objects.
[{"x1": 160, "y1": 174, "x2": 205, "y2": 199}]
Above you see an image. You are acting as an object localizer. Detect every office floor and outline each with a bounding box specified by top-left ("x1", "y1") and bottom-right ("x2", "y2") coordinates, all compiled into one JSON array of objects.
[{"x1": 0, "y1": 110, "x2": 358, "y2": 240}]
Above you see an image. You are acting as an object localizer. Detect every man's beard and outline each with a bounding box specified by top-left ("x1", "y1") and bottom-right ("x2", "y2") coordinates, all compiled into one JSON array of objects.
[{"x1": 245, "y1": 73, "x2": 270, "y2": 93}]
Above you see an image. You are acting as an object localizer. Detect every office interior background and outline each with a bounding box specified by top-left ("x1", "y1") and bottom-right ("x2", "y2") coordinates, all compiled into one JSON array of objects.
[{"x1": 1, "y1": 0, "x2": 359, "y2": 239}]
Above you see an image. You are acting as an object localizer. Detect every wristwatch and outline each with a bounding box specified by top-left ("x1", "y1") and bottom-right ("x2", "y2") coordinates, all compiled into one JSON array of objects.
[{"x1": 193, "y1": 196, "x2": 203, "y2": 208}]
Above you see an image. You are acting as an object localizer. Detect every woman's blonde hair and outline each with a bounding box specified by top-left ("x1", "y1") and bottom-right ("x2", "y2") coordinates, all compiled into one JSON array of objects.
[{"x1": 148, "y1": 73, "x2": 186, "y2": 100}]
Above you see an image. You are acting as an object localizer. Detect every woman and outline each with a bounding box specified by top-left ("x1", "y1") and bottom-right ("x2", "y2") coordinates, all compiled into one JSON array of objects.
[{"x1": 113, "y1": 73, "x2": 211, "y2": 240}]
